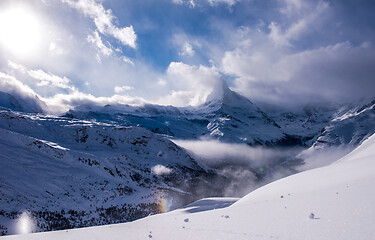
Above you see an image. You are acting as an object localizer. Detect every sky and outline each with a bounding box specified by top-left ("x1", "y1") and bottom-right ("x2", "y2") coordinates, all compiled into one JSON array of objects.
[{"x1": 0, "y1": 0, "x2": 374, "y2": 113}]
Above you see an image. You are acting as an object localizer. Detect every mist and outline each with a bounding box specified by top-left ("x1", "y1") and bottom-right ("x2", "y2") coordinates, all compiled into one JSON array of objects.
[
  {"x1": 296, "y1": 145, "x2": 354, "y2": 171},
  {"x1": 173, "y1": 139, "x2": 305, "y2": 198}
]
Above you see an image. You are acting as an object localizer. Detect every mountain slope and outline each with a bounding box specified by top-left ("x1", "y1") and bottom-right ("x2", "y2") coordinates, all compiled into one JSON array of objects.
[
  {"x1": 6, "y1": 133, "x2": 375, "y2": 239},
  {"x1": 65, "y1": 81, "x2": 284, "y2": 145},
  {"x1": 0, "y1": 110, "x2": 226, "y2": 235},
  {"x1": 313, "y1": 98, "x2": 375, "y2": 148},
  {"x1": 0, "y1": 91, "x2": 45, "y2": 113}
]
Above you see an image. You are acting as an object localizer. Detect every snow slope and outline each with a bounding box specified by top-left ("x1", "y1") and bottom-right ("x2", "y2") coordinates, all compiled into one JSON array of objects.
[
  {"x1": 0, "y1": 110, "x2": 226, "y2": 235},
  {"x1": 5, "y1": 134, "x2": 375, "y2": 240}
]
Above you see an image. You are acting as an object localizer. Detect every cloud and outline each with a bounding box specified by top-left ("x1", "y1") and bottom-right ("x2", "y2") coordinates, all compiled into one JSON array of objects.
[
  {"x1": 296, "y1": 145, "x2": 353, "y2": 171},
  {"x1": 62, "y1": 0, "x2": 137, "y2": 48},
  {"x1": 223, "y1": 41, "x2": 375, "y2": 106},
  {"x1": 27, "y1": 69, "x2": 76, "y2": 91},
  {"x1": 206, "y1": 0, "x2": 240, "y2": 7},
  {"x1": 42, "y1": 91, "x2": 148, "y2": 114},
  {"x1": 172, "y1": 0, "x2": 240, "y2": 7},
  {"x1": 114, "y1": 85, "x2": 134, "y2": 93},
  {"x1": 173, "y1": 139, "x2": 303, "y2": 197},
  {"x1": 8, "y1": 60, "x2": 27, "y2": 73},
  {"x1": 173, "y1": 139, "x2": 299, "y2": 168},
  {"x1": 121, "y1": 56, "x2": 135, "y2": 66},
  {"x1": 1, "y1": 64, "x2": 147, "y2": 114},
  {"x1": 0, "y1": 72, "x2": 46, "y2": 112},
  {"x1": 172, "y1": 0, "x2": 184, "y2": 4},
  {"x1": 151, "y1": 165, "x2": 173, "y2": 175},
  {"x1": 157, "y1": 62, "x2": 223, "y2": 106},
  {"x1": 179, "y1": 42, "x2": 195, "y2": 57},
  {"x1": 269, "y1": 1, "x2": 329, "y2": 46},
  {"x1": 87, "y1": 31, "x2": 113, "y2": 56}
]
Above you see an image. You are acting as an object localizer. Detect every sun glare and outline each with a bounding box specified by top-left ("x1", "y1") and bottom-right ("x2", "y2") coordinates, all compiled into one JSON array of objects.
[
  {"x1": 17, "y1": 212, "x2": 33, "y2": 234},
  {"x1": 0, "y1": 7, "x2": 42, "y2": 57}
]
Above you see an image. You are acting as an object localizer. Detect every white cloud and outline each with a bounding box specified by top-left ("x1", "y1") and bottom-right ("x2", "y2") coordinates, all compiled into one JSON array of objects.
[
  {"x1": 0, "y1": 70, "x2": 146, "y2": 113},
  {"x1": 114, "y1": 85, "x2": 134, "y2": 93},
  {"x1": 173, "y1": 34, "x2": 202, "y2": 58},
  {"x1": 42, "y1": 90, "x2": 148, "y2": 114},
  {"x1": 0, "y1": 72, "x2": 37, "y2": 99},
  {"x1": 121, "y1": 56, "x2": 134, "y2": 66},
  {"x1": 151, "y1": 165, "x2": 172, "y2": 175},
  {"x1": 279, "y1": 0, "x2": 303, "y2": 15},
  {"x1": 8, "y1": 60, "x2": 26, "y2": 73},
  {"x1": 0, "y1": 72, "x2": 46, "y2": 112},
  {"x1": 207, "y1": 0, "x2": 240, "y2": 6},
  {"x1": 269, "y1": 1, "x2": 329, "y2": 46},
  {"x1": 157, "y1": 78, "x2": 167, "y2": 86},
  {"x1": 223, "y1": 40, "x2": 375, "y2": 106},
  {"x1": 215, "y1": 0, "x2": 375, "y2": 106},
  {"x1": 172, "y1": 0, "x2": 239, "y2": 7},
  {"x1": 62, "y1": 0, "x2": 137, "y2": 48},
  {"x1": 172, "y1": 0, "x2": 184, "y2": 4},
  {"x1": 179, "y1": 42, "x2": 195, "y2": 57},
  {"x1": 87, "y1": 31, "x2": 113, "y2": 56},
  {"x1": 158, "y1": 62, "x2": 223, "y2": 106},
  {"x1": 27, "y1": 69, "x2": 76, "y2": 91}
]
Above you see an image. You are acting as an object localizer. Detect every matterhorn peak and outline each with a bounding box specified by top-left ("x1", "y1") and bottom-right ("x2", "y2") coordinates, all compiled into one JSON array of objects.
[{"x1": 203, "y1": 78, "x2": 254, "y2": 111}]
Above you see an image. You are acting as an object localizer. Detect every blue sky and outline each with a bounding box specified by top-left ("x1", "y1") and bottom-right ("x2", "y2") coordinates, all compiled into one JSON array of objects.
[{"x1": 0, "y1": 0, "x2": 374, "y2": 112}]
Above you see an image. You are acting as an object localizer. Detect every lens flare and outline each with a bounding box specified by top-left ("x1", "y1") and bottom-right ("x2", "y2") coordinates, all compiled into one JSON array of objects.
[
  {"x1": 17, "y1": 212, "x2": 33, "y2": 234},
  {"x1": 157, "y1": 194, "x2": 171, "y2": 213}
]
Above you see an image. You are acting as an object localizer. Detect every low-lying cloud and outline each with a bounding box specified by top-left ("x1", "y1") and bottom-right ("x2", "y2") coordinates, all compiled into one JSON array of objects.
[
  {"x1": 173, "y1": 139, "x2": 304, "y2": 197},
  {"x1": 151, "y1": 165, "x2": 173, "y2": 176}
]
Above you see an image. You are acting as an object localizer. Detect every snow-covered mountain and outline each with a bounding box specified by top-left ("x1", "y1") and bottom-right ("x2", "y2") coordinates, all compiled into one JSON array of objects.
[
  {"x1": 1, "y1": 86, "x2": 374, "y2": 237},
  {"x1": 265, "y1": 103, "x2": 337, "y2": 146},
  {"x1": 0, "y1": 110, "x2": 229, "y2": 235},
  {"x1": 65, "y1": 81, "x2": 286, "y2": 146},
  {"x1": 5, "y1": 133, "x2": 375, "y2": 240},
  {"x1": 313, "y1": 98, "x2": 375, "y2": 148},
  {"x1": 0, "y1": 91, "x2": 44, "y2": 113},
  {"x1": 294, "y1": 98, "x2": 375, "y2": 170}
]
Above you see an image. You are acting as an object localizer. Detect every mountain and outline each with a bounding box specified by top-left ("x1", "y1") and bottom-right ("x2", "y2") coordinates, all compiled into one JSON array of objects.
[
  {"x1": 0, "y1": 110, "x2": 228, "y2": 235},
  {"x1": 64, "y1": 81, "x2": 285, "y2": 146},
  {"x1": 1, "y1": 88, "x2": 374, "y2": 237},
  {"x1": 312, "y1": 98, "x2": 375, "y2": 148},
  {"x1": 265, "y1": 103, "x2": 337, "y2": 146},
  {"x1": 0, "y1": 91, "x2": 45, "y2": 113},
  {"x1": 6, "y1": 133, "x2": 375, "y2": 240}
]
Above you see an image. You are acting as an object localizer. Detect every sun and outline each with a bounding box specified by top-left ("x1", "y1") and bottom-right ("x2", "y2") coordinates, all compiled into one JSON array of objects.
[{"x1": 0, "y1": 7, "x2": 42, "y2": 57}]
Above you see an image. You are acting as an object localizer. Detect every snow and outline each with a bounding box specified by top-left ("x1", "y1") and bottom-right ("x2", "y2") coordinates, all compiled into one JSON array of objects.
[
  {"x1": 0, "y1": 110, "x2": 213, "y2": 234},
  {"x1": 313, "y1": 97, "x2": 375, "y2": 148},
  {"x1": 65, "y1": 81, "x2": 285, "y2": 145},
  {"x1": 4, "y1": 134, "x2": 375, "y2": 240}
]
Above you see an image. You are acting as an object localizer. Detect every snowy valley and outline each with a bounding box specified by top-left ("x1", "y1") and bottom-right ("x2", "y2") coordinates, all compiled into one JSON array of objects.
[
  {"x1": 3, "y1": 115, "x2": 375, "y2": 240},
  {"x1": 0, "y1": 87, "x2": 374, "y2": 238}
]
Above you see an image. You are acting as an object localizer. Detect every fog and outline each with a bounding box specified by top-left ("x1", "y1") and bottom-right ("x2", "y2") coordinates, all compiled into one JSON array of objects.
[
  {"x1": 173, "y1": 139, "x2": 305, "y2": 198},
  {"x1": 296, "y1": 145, "x2": 354, "y2": 171}
]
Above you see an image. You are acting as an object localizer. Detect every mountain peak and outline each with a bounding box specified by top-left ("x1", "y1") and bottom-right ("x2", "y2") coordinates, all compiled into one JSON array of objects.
[{"x1": 202, "y1": 79, "x2": 254, "y2": 111}]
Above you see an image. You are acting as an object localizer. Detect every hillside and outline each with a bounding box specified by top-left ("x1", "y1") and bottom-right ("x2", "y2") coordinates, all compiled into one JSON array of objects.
[
  {"x1": 4, "y1": 133, "x2": 374, "y2": 239},
  {"x1": 0, "y1": 110, "x2": 225, "y2": 235}
]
